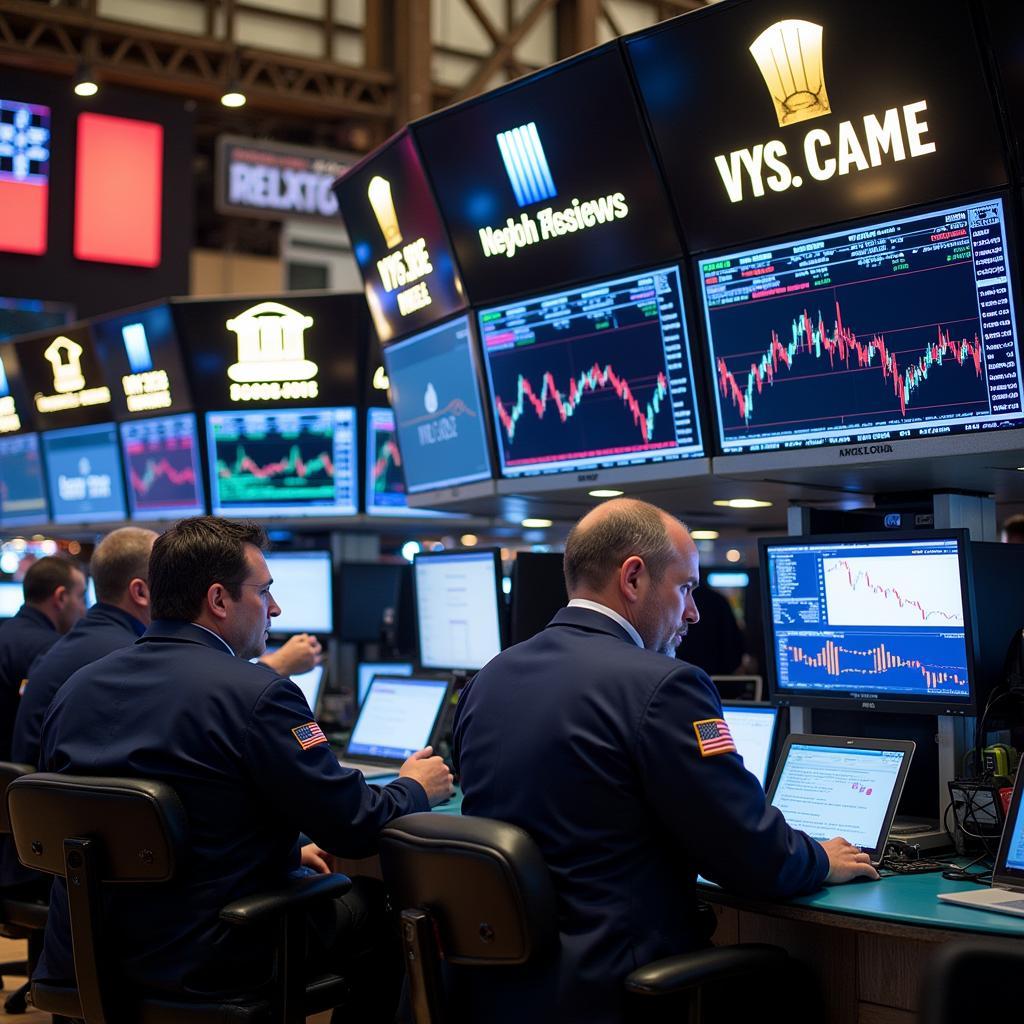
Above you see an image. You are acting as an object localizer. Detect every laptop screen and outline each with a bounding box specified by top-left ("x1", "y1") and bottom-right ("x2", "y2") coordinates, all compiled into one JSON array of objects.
[
  {"x1": 259, "y1": 646, "x2": 325, "y2": 714},
  {"x1": 357, "y1": 661, "x2": 414, "y2": 705},
  {"x1": 721, "y1": 704, "x2": 777, "y2": 788},
  {"x1": 347, "y1": 676, "x2": 449, "y2": 761},
  {"x1": 770, "y1": 742, "x2": 910, "y2": 853},
  {"x1": 1001, "y1": 773, "x2": 1024, "y2": 875}
]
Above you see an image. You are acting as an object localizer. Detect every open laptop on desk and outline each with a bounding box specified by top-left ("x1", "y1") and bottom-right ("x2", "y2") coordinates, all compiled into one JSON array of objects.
[
  {"x1": 337, "y1": 673, "x2": 450, "y2": 779},
  {"x1": 938, "y1": 767, "x2": 1024, "y2": 917},
  {"x1": 766, "y1": 735, "x2": 915, "y2": 867},
  {"x1": 721, "y1": 703, "x2": 778, "y2": 788}
]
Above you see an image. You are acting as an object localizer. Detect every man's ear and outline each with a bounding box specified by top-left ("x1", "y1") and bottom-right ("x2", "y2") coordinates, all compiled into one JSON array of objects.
[
  {"x1": 129, "y1": 578, "x2": 150, "y2": 608},
  {"x1": 206, "y1": 582, "x2": 229, "y2": 621},
  {"x1": 619, "y1": 556, "x2": 646, "y2": 604}
]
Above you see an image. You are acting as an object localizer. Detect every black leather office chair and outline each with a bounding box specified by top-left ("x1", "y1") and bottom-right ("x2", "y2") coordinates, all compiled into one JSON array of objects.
[
  {"x1": 919, "y1": 938, "x2": 1024, "y2": 1024},
  {"x1": 379, "y1": 813, "x2": 789, "y2": 1024},
  {"x1": 0, "y1": 762, "x2": 48, "y2": 1015},
  {"x1": 7, "y1": 773, "x2": 353, "y2": 1024}
]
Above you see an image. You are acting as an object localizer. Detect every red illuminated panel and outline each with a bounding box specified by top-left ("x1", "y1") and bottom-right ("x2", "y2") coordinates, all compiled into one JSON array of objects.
[
  {"x1": 0, "y1": 100, "x2": 50, "y2": 256},
  {"x1": 74, "y1": 113, "x2": 163, "y2": 268}
]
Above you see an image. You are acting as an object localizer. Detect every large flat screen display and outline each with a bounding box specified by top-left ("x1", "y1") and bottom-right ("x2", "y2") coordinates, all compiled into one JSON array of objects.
[
  {"x1": 413, "y1": 45, "x2": 680, "y2": 304},
  {"x1": 40, "y1": 422, "x2": 127, "y2": 524},
  {"x1": 382, "y1": 316, "x2": 493, "y2": 494},
  {"x1": 479, "y1": 265, "x2": 703, "y2": 478},
  {"x1": 761, "y1": 533, "x2": 976, "y2": 714},
  {"x1": 206, "y1": 406, "x2": 357, "y2": 518},
  {"x1": 265, "y1": 551, "x2": 333, "y2": 634},
  {"x1": 699, "y1": 196, "x2": 1024, "y2": 456},
  {"x1": 119, "y1": 413, "x2": 205, "y2": 521},
  {"x1": 0, "y1": 431, "x2": 48, "y2": 526}
]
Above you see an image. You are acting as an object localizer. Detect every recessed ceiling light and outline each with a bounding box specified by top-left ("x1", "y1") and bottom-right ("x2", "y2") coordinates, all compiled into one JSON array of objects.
[
  {"x1": 589, "y1": 489, "x2": 624, "y2": 498},
  {"x1": 691, "y1": 530, "x2": 720, "y2": 540},
  {"x1": 726, "y1": 549, "x2": 742, "y2": 563},
  {"x1": 220, "y1": 89, "x2": 246, "y2": 108},
  {"x1": 460, "y1": 534, "x2": 478, "y2": 546},
  {"x1": 521, "y1": 517, "x2": 553, "y2": 528},
  {"x1": 713, "y1": 498, "x2": 773, "y2": 509}
]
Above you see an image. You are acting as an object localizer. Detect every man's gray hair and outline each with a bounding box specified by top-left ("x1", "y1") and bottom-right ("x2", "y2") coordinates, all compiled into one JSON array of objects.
[{"x1": 563, "y1": 499, "x2": 683, "y2": 593}]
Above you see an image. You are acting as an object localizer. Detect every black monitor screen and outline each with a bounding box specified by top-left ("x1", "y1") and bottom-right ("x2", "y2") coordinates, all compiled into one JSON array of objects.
[
  {"x1": 338, "y1": 562, "x2": 413, "y2": 646},
  {"x1": 699, "y1": 196, "x2": 1024, "y2": 456},
  {"x1": 41, "y1": 422, "x2": 127, "y2": 524},
  {"x1": 762, "y1": 533, "x2": 975, "y2": 714},
  {"x1": 0, "y1": 431, "x2": 48, "y2": 526},
  {"x1": 479, "y1": 265, "x2": 703, "y2": 477},
  {"x1": 382, "y1": 316, "x2": 493, "y2": 494},
  {"x1": 120, "y1": 413, "x2": 205, "y2": 521},
  {"x1": 206, "y1": 406, "x2": 357, "y2": 518},
  {"x1": 0, "y1": 298, "x2": 72, "y2": 342}
]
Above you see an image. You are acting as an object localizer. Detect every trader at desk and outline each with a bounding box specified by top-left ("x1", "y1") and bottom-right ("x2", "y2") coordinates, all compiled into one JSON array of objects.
[{"x1": 453, "y1": 498, "x2": 876, "y2": 1024}]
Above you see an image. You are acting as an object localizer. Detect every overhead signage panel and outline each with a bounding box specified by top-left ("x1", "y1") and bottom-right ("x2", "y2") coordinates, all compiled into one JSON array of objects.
[
  {"x1": 627, "y1": 0, "x2": 1008, "y2": 252},
  {"x1": 413, "y1": 45, "x2": 681, "y2": 305},
  {"x1": 0, "y1": 343, "x2": 34, "y2": 434},
  {"x1": 332, "y1": 131, "x2": 465, "y2": 344},
  {"x1": 173, "y1": 292, "x2": 364, "y2": 411}
]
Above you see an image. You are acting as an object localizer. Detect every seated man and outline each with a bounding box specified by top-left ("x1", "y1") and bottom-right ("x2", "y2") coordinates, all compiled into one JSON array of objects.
[
  {"x1": 453, "y1": 498, "x2": 875, "y2": 1024},
  {"x1": 36, "y1": 516, "x2": 452, "y2": 1021}
]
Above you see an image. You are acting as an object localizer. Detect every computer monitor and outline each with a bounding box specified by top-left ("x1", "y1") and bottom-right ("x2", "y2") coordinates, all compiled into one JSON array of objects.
[
  {"x1": 338, "y1": 563, "x2": 414, "y2": 647},
  {"x1": 0, "y1": 581, "x2": 22, "y2": 619},
  {"x1": 119, "y1": 413, "x2": 205, "y2": 521},
  {"x1": 265, "y1": 551, "x2": 333, "y2": 635},
  {"x1": 40, "y1": 422, "x2": 128, "y2": 524},
  {"x1": 357, "y1": 661, "x2": 414, "y2": 706},
  {"x1": 720, "y1": 703, "x2": 778, "y2": 788},
  {"x1": 413, "y1": 549, "x2": 504, "y2": 672},
  {"x1": 697, "y1": 196, "x2": 1024, "y2": 471},
  {"x1": 0, "y1": 297, "x2": 72, "y2": 342},
  {"x1": 85, "y1": 576, "x2": 96, "y2": 608},
  {"x1": 478, "y1": 265, "x2": 705, "y2": 487},
  {"x1": 381, "y1": 316, "x2": 494, "y2": 500},
  {"x1": 0, "y1": 432, "x2": 48, "y2": 526},
  {"x1": 510, "y1": 552, "x2": 567, "y2": 644},
  {"x1": 206, "y1": 406, "x2": 358, "y2": 518},
  {"x1": 760, "y1": 531, "x2": 978, "y2": 715},
  {"x1": 261, "y1": 644, "x2": 326, "y2": 715}
]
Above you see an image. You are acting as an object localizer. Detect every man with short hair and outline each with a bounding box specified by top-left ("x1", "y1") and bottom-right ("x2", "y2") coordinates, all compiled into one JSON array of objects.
[
  {"x1": 36, "y1": 516, "x2": 452, "y2": 1020},
  {"x1": 1002, "y1": 513, "x2": 1024, "y2": 543},
  {"x1": 453, "y1": 498, "x2": 875, "y2": 1024},
  {"x1": 0, "y1": 556, "x2": 86, "y2": 760}
]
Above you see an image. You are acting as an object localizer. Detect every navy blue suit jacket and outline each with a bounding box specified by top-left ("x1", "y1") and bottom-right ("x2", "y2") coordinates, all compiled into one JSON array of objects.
[
  {"x1": 0, "y1": 606, "x2": 58, "y2": 760},
  {"x1": 452, "y1": 606, "x2": 828, "y2": 1024},
  {"x1": 36, "y1": 620, "x2": 429, "y2": 997}
]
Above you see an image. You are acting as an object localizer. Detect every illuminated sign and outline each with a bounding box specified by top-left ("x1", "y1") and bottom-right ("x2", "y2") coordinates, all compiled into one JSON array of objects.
[
  {"x1": 372, "y1": 365, "x2": 390, "y2": 391},
  {"x1": 118, "y1": 322, "x2": 171, "y2": 412},
  {"x1": 0, "y1": 99, "x2": 50, "y2": 256},
  {"x1": 497, "y1": 123, "x2": 557, "y2": 206},
  {"x1": 0, "y1": 352, "x2": 19, "y2": 433},
  {"x1": 750, "y1": 20, "x2": 831, "y2": 128},
  {"x1": 34, "y1": 335, "x2": 111, "y2": 414}
]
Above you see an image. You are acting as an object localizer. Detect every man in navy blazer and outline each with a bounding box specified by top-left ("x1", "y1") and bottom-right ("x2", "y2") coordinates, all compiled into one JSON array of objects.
[
  {"x1": 453, "y1": 498, "x2": 876, "y2": 1024},
  {"x1": 35, "y1": 516, "x2": 453, "y2": 1021}
]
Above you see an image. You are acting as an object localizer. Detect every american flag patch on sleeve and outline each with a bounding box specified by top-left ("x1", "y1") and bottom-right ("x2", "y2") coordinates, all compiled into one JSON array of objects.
[
  {"x1": 292, "y1": 721, "x2": 328, "y2": 750},
  {"x1": 693, "y1": 718, "x2": 736, "y2": 758}
]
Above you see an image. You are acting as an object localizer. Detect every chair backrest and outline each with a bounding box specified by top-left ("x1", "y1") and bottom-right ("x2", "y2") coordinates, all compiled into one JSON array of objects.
[
  {"x1": 920, "y1": 939, "x2": 1024, "y2": 1024},
  {"x1": 379, "y1": 812, "x2": 557, "y2": 967},
  {"x1": 0, "y1": 763, "x2": 37, "y2": 837}
]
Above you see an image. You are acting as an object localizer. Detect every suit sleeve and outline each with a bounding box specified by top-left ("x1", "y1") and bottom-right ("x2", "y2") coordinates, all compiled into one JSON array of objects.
[
  {"x1": 241, "y1": 676, "x2": 429, "y2": 858},
  {"x1": 634, "y1": 665, "x2": 828, "y2": 897}
]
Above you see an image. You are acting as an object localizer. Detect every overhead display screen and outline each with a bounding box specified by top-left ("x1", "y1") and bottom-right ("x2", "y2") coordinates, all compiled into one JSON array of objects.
[
  {"x1": 14, "y1": 325, "x2": 113, "y2": 430},
  {"x1": 478, "y1": 265, "x2": 703, "y2": 478},
  {"x1": 0, "y1": 342, "x2": 32, "y2": 435},
  {"x1": 0, "y1": 431, "x2": 48, "y2": 526},
  {"x1": 0, "y1": 98, "x2": 50, "y2": 257},
  {"x1": 40, "y1": 422, "x2": 127, "y2": 524},
  {"x1": 173, "y1": 293, "x2": 364, "y2": 410},
  {"x1": 763, "y1": 535, "x2": 974, "y2": 713},
  {"x1": 119, "y1": 413, "x2": 205, "y2": 521},
  {"x1": 206, "y1": 406, "x2": 357, "y2": 518},
  {"x1": 698, "y1": 196, "x2": 1024, "y2": 456},
  {"x1": 332, "y1": 131, "x2": 465, "y2": 343},
  {"x1": 92, "y1": 303, "x2": 192, "y2": 418},
  {"x1": 414, "y1": 45, "x2": 680, "y2": 304},
  {"x1": 626, "y1": 0, "x2": 1008, "y2": 252},
  {"x1": 0, "y1": 298, "x2": 72, "y2": 344},
  {"x1": 382, "y1": 316, "x2": 493, "y2": 494}
]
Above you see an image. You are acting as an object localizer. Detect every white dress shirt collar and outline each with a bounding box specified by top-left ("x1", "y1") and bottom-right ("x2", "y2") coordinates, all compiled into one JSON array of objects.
[{"x1": 567, "y1": 598, "x2": 644, "y2": 649}]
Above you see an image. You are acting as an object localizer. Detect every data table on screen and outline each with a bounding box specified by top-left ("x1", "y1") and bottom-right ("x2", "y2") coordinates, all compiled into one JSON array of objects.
[
  {"x1": 0, "y1": 432, "x2": 48, "y2": 525},
  {"x1": 478, "y1": 266, "x2": 703, "y2": 477},
  {"x1": 120, "y1": 414, "x2": 204, "y2": 520},
  {"x1": 698, "y1": 197, "x2": 1024, "y2": 454}
]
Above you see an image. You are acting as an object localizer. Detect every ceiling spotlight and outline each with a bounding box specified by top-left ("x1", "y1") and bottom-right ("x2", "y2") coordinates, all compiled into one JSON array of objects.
[
  {"x1": 713, "y1": 498, "x2": 773, "y2": 509},
  {"x1": 726, "y1": 549, "x2": 743, "y2": 563},
  {"x1": 521, "y1": 517, "x2": 553, "y2": 529},
  {"x1": 460, "y1": 534, "x2": 478, "y2": 547},
  {"x1": 691, "y1": 530, "x2": 720, "y2": 541},
  {"x1": 73, "y1": 64, "x2": 99, "y2": 98},
  {"x1": 589, "y1": 489, "x2": 624, "y2": 498},
  {"x1": 221, "y1": 88, "x2": 247, "y2": 108}
]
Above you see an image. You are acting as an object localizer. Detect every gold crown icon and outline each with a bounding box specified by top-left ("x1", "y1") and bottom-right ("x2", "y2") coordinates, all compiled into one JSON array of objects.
[
  {"x1": 749, "y1": 19, "x2": 831, "y2": 128},
  {"x1": 367, "y1": 175, "x2": 402, "y2": 249}
]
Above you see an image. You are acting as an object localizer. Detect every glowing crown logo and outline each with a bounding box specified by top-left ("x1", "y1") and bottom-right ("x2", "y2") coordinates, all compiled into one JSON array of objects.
[
  {"x1": 368, "y1": 175, "x2": 402, "y2": 249},
  {"x1": 749, "y1": 20, "x2": 831, "y2": 128},
  {"x1": 44, "y1": 336, "x2": 85, "y2": 393},
  {"x1": 226, "y1": 302, "x2": 318, "y2": 384}
]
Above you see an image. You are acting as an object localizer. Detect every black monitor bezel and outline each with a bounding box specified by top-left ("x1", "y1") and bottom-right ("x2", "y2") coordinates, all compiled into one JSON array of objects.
[
  {"x1": 759, "y1": 529, "x2": 980, "y2": 715},
  {"x1": 412, "y1": 546, "x2": 506, "y2": 672},
  {"x1": 993, "y1": 762, "x2": 1024, "y2": 885}
]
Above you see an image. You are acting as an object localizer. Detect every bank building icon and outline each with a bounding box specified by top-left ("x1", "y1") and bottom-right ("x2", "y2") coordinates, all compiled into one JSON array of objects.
[
  {"x1": 749, "y1": 19, "x2": 831, "y2": 128},
  {"x1": 225, "y1": 302, "x2": 318, "y2": 383},
  {"x1": 44, "y1": 336, "x2": 86, "y2": 393},
  {"x1": 368, "y1": 175, "x2": 402, "y2": 249}
]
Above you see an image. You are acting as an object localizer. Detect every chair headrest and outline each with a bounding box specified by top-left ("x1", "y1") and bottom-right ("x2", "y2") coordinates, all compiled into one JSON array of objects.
[
  {"x1": 7, "y1": 774, "x2": 188, "y2": 882},
  {"x1": 380, "y1": 813, "x2": 557, "y2": 966}
]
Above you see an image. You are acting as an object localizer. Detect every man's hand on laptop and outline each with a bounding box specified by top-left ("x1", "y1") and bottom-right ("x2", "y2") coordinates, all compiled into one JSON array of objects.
[
  {"x1": 400, "y1": 746, "x2": 455, "y2": 806},
  {"x1": 822, "y1": 837, "x2": 880, "y2": 883}
]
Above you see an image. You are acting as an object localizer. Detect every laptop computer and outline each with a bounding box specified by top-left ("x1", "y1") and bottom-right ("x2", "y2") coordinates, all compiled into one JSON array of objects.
[
  {"x1": 938, "y1": 767, "x2": 1024, "y2": 917},
  {"x1": 357, "y1": 660, "x2": 414, "y2": 706},
  {"x1": 337, "y1": 673, "x2": 451, "y2": 779},
  {"x1": 721, "y1": 702, "x2": 778, "y2": 788},
  {"x1": 766, "y1": 734, "x2": 916, "y2": 866}
]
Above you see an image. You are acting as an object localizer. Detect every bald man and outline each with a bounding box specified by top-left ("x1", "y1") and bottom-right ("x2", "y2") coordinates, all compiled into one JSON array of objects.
[{"x1": 453, "y1": 499, "x2": 875, "y2": 1024}]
